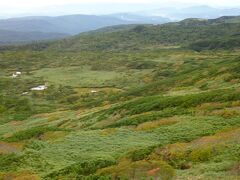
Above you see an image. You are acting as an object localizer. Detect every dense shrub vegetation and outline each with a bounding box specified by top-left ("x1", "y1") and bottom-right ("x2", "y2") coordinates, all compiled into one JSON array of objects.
[{"x1": 0, "y1": 16, "x2": 240, "y2": 179}]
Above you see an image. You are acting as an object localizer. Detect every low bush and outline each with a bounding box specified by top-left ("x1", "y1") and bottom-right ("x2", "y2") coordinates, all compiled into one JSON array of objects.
[
  {"x1": 5, "y1": 126, "x2": 61, "y2": 142},
  {"x1": 45, "y1": 158, "x2": 116, "y2": 179},
  {"x1": 189, "y1": 147, "x2": 215, "y2": 162},
  {"x1": 127, "y1": 147, "x2": 154, "y2": 161},
  {"x1": 97, "y1": 159, "x2": 175, "y2": 180},
  {"x1": 0, "y1": 153, "x2": 22, "y2": 171}
]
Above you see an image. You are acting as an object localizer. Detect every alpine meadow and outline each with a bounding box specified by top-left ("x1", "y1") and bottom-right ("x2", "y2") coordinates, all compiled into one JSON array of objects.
[{"x1": 0, "y1": 2, "x2": 240, "y2": 179}]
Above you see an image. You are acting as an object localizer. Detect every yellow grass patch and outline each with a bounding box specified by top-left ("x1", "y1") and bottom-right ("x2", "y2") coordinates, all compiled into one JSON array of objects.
[
  {"x1": 166, "y1": 87, "x2": 200, "y2": 96},
  {"x1": 214, "y1": 73, "x2": 233, "y2": 81},
  {"x1": 9, "y1": 121, "x2": 23, "y2": 126},
  {"x1": 76, "y1": 104, "x2": 112, "y2": 118},
  {"x1": 91, "y1": 114, "x2": 122, "y2": 129},
  {"x1": 155, "y1": 128, "x2": 240, "y2": 162},
  {"x1": 39, "y1": 131, "x2": 67, "y2": 142},
  {"x1": 97, "y1": 158, "x2": 175, "y2": 179},
  {"x1": 210, "y1": 107, "x2": 240, "y2": 118},
  {"x1": 32, "y1": 110, "x2": 68, "y2": 121},
  {"x1": 135, "y1": 117, "x2": 179, "y2": 131},
  {"x1": 232, "y1": 100, "x2": 240, "y2": 107},
  {"x1": 179, "y1": 128, "x2": 238, "y2": 149},
  {"x1": 128, "y1": 111, "x2": 152, "y2": 119},
  {"x1": 197, "y1": 102, "x2": 224, "y2": 110},
  {"x1": 0, "y1": 171, "x2": 39, "y2": 180},
  {"x1": 99, "y1": 128, "x2": 117, "y2": 136}
]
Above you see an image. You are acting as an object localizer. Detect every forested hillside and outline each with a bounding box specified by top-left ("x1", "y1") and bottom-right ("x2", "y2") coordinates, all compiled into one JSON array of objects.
[
  {"x1": 45, "y1": 16, "x2": 240, "y2": 51},
  {"x1": 0, "y1": 16, "x2": 239, "y2": 180},
  {"x1": 0, "y1": 29, "x2": 67, "y2": 45}
]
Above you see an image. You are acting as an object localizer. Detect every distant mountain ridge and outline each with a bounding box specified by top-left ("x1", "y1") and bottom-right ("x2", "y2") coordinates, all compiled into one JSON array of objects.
[
  {"x1": 0, "y1": 14, "x2": 171, "y2": 35},
  {"x1": 0, "y1": 6, "x2": 239, "y2": 45},
  {"x1": 0, "y1": 14, "x2": 170, "y2": 45},
  {"x1": 0, "y1": 29, "x2": 67, "y2": 45}
]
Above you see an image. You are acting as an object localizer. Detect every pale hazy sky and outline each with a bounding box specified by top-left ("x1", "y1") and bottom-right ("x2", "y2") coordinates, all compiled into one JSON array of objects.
[
  {"x1": 0, "y1": 0, "x2": 239, "y2": 17},
  {"x1": 1, "y1": 0, "x2": 240, "y2": 8}
]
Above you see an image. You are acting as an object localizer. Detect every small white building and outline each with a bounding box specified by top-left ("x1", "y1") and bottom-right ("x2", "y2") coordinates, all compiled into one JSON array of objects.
[
  {"x1": 91, "y1": 90, "x2": 98, "y2": 93},
  {"x1": 31, "y1": 85, "x2": 47, "y2": 91},
  {"x1": 12, "y1": 74, "x2": 18, "y2": 78},
  {"x1": 11, "y1": 71, "x2": 22, "y2": 78}
]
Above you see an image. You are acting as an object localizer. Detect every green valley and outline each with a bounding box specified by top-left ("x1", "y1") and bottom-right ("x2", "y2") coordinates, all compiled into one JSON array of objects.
[{"x1": 0, "y1": 16, "x2": 240, "y2": 180}]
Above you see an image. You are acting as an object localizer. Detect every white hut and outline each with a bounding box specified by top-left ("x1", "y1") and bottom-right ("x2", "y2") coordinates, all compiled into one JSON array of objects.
[
  {"x1": 11, "y1": 71, "x2": 22, "y2": 78},
  {"x1": 12, "y1": 74, "x2": 18, "y2": 78},
  {"x1": 91, "y1": 90, "x2": 98, "y2": 93},
  {"x1": 31, "y1": 85, "x2": 47, "y2": 91}
]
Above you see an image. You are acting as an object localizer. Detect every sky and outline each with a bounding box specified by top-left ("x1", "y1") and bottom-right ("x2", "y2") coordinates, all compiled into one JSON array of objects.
[
  {"x1": 0, "y1": 0, "x2": 239, "y2": 17},
  {"x1": 1, "y1": 0, "x2": 240, "y2": 7}
]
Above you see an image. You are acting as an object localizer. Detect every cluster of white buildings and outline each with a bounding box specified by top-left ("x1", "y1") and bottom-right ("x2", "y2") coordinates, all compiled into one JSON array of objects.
[{"x1": 11, "y1": 71, "x2": 48, "y2": 94}]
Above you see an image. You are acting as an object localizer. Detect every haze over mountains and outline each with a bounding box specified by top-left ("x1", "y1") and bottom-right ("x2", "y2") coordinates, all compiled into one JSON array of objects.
[
  {"x1": 0, "y1": 14, "x2": 170, "y2": 35},
  {"x1": 141, "y1": 5, "x2": 240, "y2": 20},
  {"x1": 0, "y1": 5, "x2": 239, "y2": 45},
  {"x1": 0, "y1": 30, "x2": 67, "y2": 45},
  {"x1": 0, "y1": 14, "x2": 171, "y2": 45}
]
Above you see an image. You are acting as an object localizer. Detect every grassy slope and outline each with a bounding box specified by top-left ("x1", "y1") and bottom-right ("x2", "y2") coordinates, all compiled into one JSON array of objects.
[{"x1": 0, "y1": 16, "x2": 240, "y2": 179}]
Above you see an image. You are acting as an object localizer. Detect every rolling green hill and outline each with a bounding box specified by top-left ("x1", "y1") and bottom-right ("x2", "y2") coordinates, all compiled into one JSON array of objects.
[
  {"x1": 0, "y1": 16, "x2": 239, "y2": 180},
  {"x1": 45, "y1": 16, "x2": 240, "y2": 52}
]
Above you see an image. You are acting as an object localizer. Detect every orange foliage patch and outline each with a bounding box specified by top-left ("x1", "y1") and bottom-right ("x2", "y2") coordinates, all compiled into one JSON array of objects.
[
  {"x1": 147, "y1": 167, "x2": 161, "y2": 176},
  {"x1": 9, "y1": 121, "x2": 23, "y2": 126},
  {"x1": 1, "y1": 171, "x2": 39, "y2": 180},
  {"x1": 0, "y1": 142, "x2": 23, "y2": 154}
]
